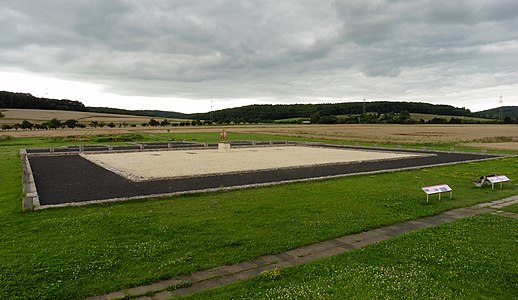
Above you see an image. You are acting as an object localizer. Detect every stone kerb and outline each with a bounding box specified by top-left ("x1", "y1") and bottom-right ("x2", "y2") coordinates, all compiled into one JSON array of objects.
[{"x1": 20, "y1": 149, "x2": 40, "y2": 211}]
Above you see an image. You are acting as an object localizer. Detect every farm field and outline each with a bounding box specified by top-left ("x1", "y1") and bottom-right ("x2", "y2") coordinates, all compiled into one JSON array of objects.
[
  {"x1": 0, "y1": 108, "x2": 187, "y2": 124},
  {"x1": 409, "y1": 112, "x2": 494, "y2": 122},
  {"x1": 273, "y1": 113, "x2": 494, "y2": 124},
  {"x1": 2, "y1": 122, "x2": 518, "y2": 150},
  {"x1": 1, "y1": 131, "x2": 518, "y2": 299}
]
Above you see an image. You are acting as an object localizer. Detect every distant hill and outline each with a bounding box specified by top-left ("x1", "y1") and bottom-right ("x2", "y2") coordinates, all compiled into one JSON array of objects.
[
  {"x1": 190, "y1": 101, "x2": 475, "y2": 123},
  {"x1": 0, "y1": 108, "x2": 166, "y2": 125},
  {"x1": 0, "y1": 91, "x2": 87, "y2": 111},
  {"x1": 475, "y1": 106, "x2": 518, "y2": 118},
  {"x1": 0, "y1": 90, "x2": 188, "y2": 119},
  {"x1": 2, "y1": 90, "x2": 506, "y2": 124},
  {"x1": 88, "y1": 107, "x2": 187, "y2": 119}
]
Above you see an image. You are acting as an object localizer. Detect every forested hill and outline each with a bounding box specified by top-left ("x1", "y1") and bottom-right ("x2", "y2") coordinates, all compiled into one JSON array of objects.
[
  {"x1": 1, "y1": 90, "x2": 487, "y2": 123},
  {"x1": 87, "y1": 107, "x2": 187, "y2": 119},
  {"x1": 190, "y1": 101, "x2": 474, "y2": 123},
  {"x1": 0, "y1": 91, "x2": 187, "y2": 119},
  {"x1": 476, "y1": 106, "x2": 518, "y2": 118},
  {"x1": 0, "y1": 91, "x2": 87, "y2": 111}
]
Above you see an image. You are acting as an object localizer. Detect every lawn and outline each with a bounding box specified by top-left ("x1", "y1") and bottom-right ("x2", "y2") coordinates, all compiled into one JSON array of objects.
[
  {"x1": 183, "y1": 214, "x2": 518, "y2": 299},
  {"x1": 1, "y1": 133, "x2": 517, "y2": 299},
  {"x1": 501, "y1": 203, "x2": 518, "y2": 214}
]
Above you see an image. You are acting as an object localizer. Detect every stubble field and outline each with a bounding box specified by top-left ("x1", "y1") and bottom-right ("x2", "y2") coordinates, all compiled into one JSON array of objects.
[
  {"x1": 3, "y1": 121, "x2": 518, "y2": 150},
  {"x1": 0, "y1": 108, "x2": 184, "y2": 124}
]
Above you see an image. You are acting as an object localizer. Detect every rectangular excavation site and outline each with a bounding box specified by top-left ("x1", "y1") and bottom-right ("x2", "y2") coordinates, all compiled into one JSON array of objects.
[
  {"x1": 81, "y1": 146, "x2": 423, "y2": 181},
  {"x1": 25, "y1": 142, "x2": 498, "y2": 208}
]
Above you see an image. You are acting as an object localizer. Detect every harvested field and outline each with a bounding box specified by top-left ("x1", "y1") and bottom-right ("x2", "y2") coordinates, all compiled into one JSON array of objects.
[
  {"x1": 235, "y1": 124, "x2": 518, "y2": 144},
  {"x1": 0, "y1": 108, "x2": 186, "y2": 124},
  {"x1": 462, "y1": 142, "x2": 518, "y2": 151},
  {"x1": 3, "y1": 122, "x2": 518, "y2": 145}
]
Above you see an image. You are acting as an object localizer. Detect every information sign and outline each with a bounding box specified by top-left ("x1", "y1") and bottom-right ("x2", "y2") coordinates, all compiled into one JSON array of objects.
[
  {"x1": 486, "y1": 175, "x2": 510, "y2": 189},
  {"x1": 422, "y1": 184, "x2": 452, "y2": 202}
]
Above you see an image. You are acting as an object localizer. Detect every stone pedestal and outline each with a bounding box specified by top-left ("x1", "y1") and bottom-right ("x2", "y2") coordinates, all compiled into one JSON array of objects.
[{"x1": 218, "y1": 142, "x2": 231, "y2": 152}]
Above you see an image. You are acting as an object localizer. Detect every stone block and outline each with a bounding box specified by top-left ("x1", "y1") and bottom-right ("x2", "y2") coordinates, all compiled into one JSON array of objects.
[
  {"x1": 22, "y1": 197, "x2": 33, "y2": 211},
  {"x1": 218, "y1": 142, "x2": 230, "y2": 152}
]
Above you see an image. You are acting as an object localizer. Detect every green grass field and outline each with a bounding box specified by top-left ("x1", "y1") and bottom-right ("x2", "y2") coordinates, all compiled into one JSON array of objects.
[
  {"x1": 501, "y1": 203, "x2": 518, "y2": 214},
  {"x1": 183, "y1": 214, "x2": 518, "y2": 299},
  {"x1": 1, "y1": 133, "x2": 517, "y2": 299}
]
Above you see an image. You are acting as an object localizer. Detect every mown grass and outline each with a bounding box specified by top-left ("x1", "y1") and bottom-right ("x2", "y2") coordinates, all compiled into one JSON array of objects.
[
  {"x1": 501, "y1": 203, "x2": 518, "y2": 214},
  {"x1": 153, "y1": 131, "x2": 312, "y2": 143},
  {"x1": 0, "y1": 134, "x2": 517, "y2": 299},
  {"x1": 183, "y1": 214, "x2": 518, "y2": 299}
]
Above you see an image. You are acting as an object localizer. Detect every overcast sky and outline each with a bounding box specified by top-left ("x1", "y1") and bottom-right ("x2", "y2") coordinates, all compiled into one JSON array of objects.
[{"x1": 1, "y1": 0, "x2": 517, "y2": 113}]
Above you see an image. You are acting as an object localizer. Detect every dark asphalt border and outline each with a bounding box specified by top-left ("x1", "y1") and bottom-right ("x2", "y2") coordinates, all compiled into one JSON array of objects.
[{"x1": 26, "y1": 144, "x2": 500, "y2": 208}]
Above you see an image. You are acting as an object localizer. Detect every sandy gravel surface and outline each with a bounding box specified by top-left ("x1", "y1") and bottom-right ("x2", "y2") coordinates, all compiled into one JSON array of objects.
[{"x1": 82, "y1": 146, "x2": 422, "y2": 180}]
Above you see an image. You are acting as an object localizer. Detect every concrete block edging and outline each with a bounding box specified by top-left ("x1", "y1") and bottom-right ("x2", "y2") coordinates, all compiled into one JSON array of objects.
[{"x1": 20, "y1": 149, "x2": 41, "y2": 211}]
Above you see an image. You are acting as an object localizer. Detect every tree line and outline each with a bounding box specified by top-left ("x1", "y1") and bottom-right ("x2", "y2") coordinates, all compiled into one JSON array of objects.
[
  {"x1": 475, "y1": 106, "x2": 518, "y2": 119},
  {"x1": 190, "y1": 101, "x2": 476, "y2": 123},
  {"x1": 0, "y1": 91, "x2": 87, "y2": 111},
  {"x1": 0, "y1": 91, "x2": 187, "y2": 118},
  {"x1": 3, "y1": 90, "x2": 516, "y2": 125},
  {"x1": 305, "y1": 111, "x2": 513, "y2": 124}
]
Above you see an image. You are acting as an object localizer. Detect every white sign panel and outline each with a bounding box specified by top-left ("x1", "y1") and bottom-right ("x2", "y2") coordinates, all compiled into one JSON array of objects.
[
  {"x1": 422, "y1": 184, "x2": 452, "y2": 195},
  {"x1": 486, "y1": 175, "x2": 510, "y2": 189},
  {"x1": 486, "y1": 175, "x2": 509, "y2": 184}
]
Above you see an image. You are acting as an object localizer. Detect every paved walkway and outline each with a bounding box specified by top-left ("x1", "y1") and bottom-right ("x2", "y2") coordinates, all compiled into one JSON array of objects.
[{"x1": 86, "y1": 196, "x2": 518, "y2": 300}]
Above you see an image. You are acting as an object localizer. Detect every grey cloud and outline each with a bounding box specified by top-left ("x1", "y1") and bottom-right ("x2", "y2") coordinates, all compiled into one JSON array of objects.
[{"x1": 0, "y1": 0, "x2": 517, "y2": 108}]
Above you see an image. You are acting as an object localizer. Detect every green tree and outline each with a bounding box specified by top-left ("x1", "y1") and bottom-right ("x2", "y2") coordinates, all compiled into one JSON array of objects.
[
  {"x1": 1, "y1": 123, "x2": 12, "y2": 130},
  {"x1": 45, "y1": 118, "x2": 62, "y2": 129},
  {"x1": 309, "y1": 112, "x2": 321, "y2": 124},
  {"x1": 20, "y1": 120, "x2": 33, "y2": 130},
  {"x1": 64, "y1": 119, "x2": 79, "y2": 128},
  {"x1": 148, "y1": 119, "x2": 160, "y2": 127}
]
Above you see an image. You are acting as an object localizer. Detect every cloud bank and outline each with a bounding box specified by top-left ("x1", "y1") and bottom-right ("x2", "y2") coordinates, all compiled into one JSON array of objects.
[{"x1": 1, "y1": 0, "x2": 517, "y2": 112}]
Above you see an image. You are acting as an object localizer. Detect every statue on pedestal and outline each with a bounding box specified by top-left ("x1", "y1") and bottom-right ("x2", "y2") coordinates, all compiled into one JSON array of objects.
[{"x1": 220, "y1": 129, "x2": 228, "y2": 141}]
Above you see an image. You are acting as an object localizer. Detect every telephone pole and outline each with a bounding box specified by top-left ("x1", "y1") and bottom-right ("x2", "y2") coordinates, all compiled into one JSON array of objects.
[{"x1": 499, "y1": 95, "x2": 503, "y2": 123}]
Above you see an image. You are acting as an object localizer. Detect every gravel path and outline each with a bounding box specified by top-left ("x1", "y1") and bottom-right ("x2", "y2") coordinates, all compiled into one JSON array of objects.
[{"x1": 28, "y1": 146, "x2": 497, "y2": 207}]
